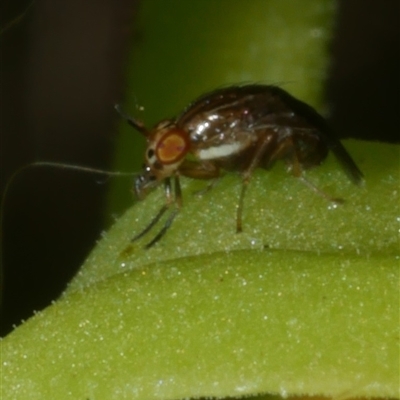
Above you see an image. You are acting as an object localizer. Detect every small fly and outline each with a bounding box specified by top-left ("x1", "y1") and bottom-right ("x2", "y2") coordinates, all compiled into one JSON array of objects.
[{"x1": 116, "y1": 84, "x2": 363, "y2": 248}]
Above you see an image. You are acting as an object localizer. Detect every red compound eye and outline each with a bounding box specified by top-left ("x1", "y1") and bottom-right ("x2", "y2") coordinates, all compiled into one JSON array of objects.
[{"x1": 156, "y1": 130, "x2": 189, "y2": 164}]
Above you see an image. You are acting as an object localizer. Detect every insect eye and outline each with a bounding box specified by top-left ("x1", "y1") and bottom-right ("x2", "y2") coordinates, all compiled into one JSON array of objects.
[
  {"x1": 156, "y1": 130, "x2": 189, "y2": 165},
  {"x1": 146, "y1": 148, "x2": 157, "y2": 164},
  {"x1": 147, "y1": 149, "x2": 155, "y2": 159}
]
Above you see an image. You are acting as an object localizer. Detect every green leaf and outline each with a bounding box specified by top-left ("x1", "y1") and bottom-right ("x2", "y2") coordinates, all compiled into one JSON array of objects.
[{"x1": 3, "y1": 141, "x2": 399, "y2": 399}]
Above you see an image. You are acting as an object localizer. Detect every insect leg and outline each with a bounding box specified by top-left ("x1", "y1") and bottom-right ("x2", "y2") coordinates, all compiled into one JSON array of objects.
[
  {"x1": 236, "y1": 183, "x2": 247, "y2": 233},
  {"x1": 193, "y1": 177, "x2": 221, "y2": 196},
  {"x1": 174, "y1": 174, "x2": 183, "y2": 207},
  {"x1": 131, "y1": 178, "x2": 172, "y2": 242},
  {"x1": 179, "y1": 159, "x2": 220, "y2": 179},
  {"x1": 144, "y1": 209, "x2": 179, "y2": 248},
  {"x1": 131, "y1": 204, "x2": 169, "y2": 242},
  {"x1": 237, "y1": 134, "x2": 275, "y2": 232},
  {"x1": 297, "y1": 176, "x2": 344, "y2": 204},
  {"x1": 144, "y1": 175, "x2": 182, "y2": 248},
  {"x1": 289, "y1": 136, "x2": 344, "y2": 204},
  {"x1": 179, "y1": 159, "x2": 221, "y2": 196}
]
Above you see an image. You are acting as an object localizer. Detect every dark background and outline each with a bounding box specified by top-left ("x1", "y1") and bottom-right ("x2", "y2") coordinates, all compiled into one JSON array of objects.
[{"x1": 1, "y1": 0, "x2": 399, "y2": 336}]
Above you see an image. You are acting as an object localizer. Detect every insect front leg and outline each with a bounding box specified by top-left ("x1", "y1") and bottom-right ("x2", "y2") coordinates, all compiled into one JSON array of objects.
[
  {"x1": 132, "y1": 176, "x2": 183, "y2": 249},
  {"x1": 131, "y1": 178, "x2": 172, "y2": 242},
  {"x1": 179, "y1": 159, "x2": 220, "y2": 180},
  {"x1": 179, "y1": 159, "x2": 221, "y2": 196}
]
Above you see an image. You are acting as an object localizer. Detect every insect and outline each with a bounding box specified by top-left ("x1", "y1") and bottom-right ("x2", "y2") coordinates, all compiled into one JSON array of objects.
[{"x1": 117, "y1": 84, "x2": 363, "y2": 248}]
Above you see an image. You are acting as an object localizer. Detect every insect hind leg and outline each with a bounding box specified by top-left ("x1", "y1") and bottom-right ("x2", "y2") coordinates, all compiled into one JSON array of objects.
[
  {"x1": 297, "y1": 175, "x2": 344, "y2": 204},
  {"x1": 289, "y1": 135, "x2": 344, "y2": 204},
  {"x1": 237, "y1": 134, "x2": 275, "y2": 233}
]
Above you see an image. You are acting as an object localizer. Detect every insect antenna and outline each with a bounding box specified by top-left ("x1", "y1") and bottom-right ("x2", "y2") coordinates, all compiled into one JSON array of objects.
[
  {"x1": 114, "y1": 104, "x2": 149, "y2": 136},
  {"x1": 1, "y1": 161, "x2": 137, "y2": 214},
  {"x1": 0, "y1": 161, "x2": 138, "y2": 308},
  {"x1": 13, "y1": 161, "x2": 137, "y2": 177},
  {"x1": 1, "y1": 161, "x2": 137, "y2": 242}
]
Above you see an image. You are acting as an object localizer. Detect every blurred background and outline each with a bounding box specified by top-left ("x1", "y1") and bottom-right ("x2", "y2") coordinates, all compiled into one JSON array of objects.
[{"x1": 1, "y1": 0, "x2": 399, "y2": 336}]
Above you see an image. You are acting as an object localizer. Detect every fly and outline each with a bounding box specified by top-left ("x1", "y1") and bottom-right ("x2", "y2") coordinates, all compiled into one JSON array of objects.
[{"x1": 116, "y1": 84, "x2": 363, "y2": 248}]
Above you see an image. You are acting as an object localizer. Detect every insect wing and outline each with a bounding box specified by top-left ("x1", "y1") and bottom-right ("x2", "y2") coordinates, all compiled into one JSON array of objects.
[
  {"x1": 175, "y1": 85, "x2": 283, "y2": 161},
  {"x1": 267, "y1": 85, "x2": 364, "y2": 184},
  {"x1": 318, "y1": 131, "x2": 364, "y2": 184}
]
